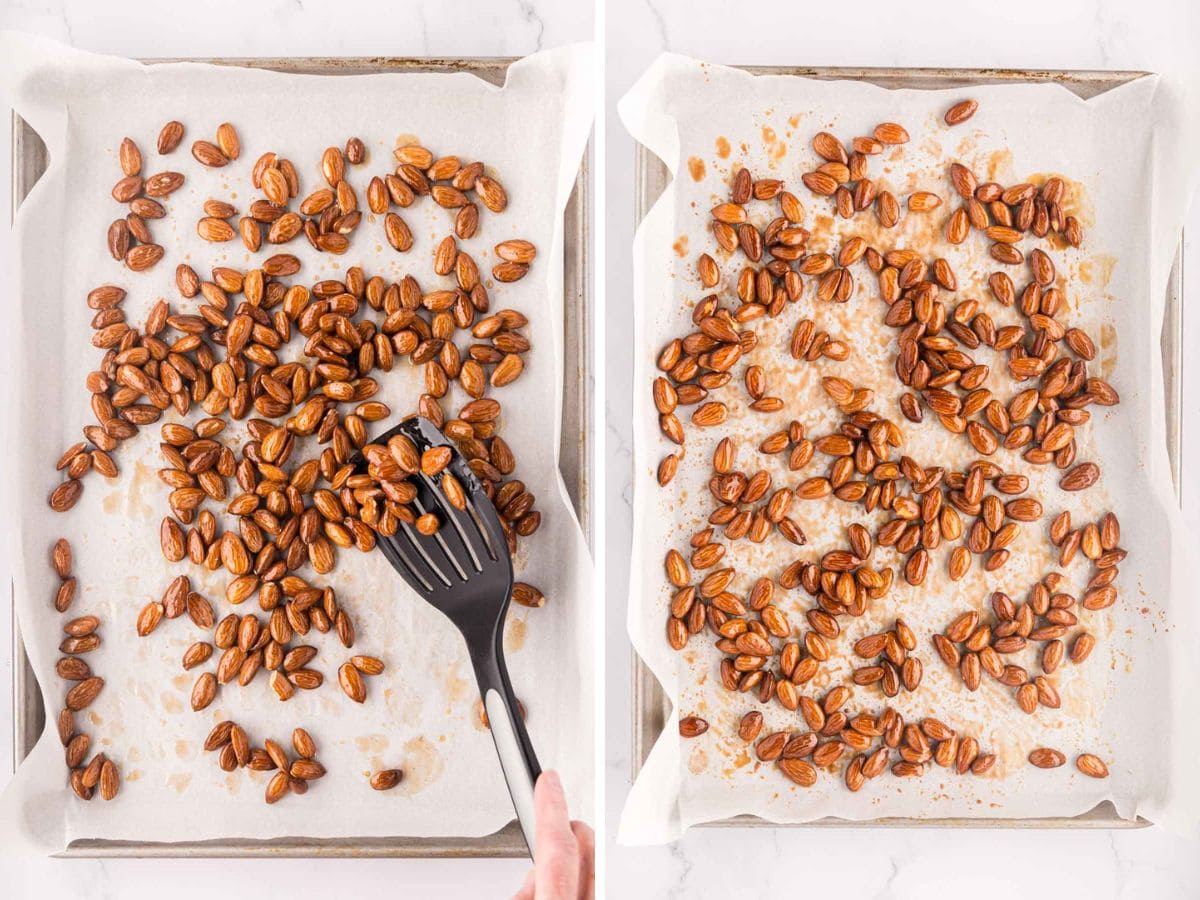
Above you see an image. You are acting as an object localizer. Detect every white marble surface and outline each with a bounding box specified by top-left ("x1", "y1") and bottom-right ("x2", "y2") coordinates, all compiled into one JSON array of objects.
[
  {"x1": 604, "y1": 1, "x2": 1200, "y2": 898},
  {"x1": 7, "y1": 0, "x2": 1200, "y2": 896},
  {"x1": 0, "y1": 1, "x2": 589, "y2": 898}
]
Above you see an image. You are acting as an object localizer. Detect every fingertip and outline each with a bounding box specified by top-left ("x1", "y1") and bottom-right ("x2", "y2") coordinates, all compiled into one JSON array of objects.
[
  {"x1": 570, "y1": 819, "x2": 595, "y2": 847},
  {"x1": 511, "y1": 867, "x2": 535, "y2": 900},
  {"x1": 535, "y1": 770, "x2": 568, "y2": 816},
  {"x1": 537, "y1": 769, "x2": 564, "y2": 797}
]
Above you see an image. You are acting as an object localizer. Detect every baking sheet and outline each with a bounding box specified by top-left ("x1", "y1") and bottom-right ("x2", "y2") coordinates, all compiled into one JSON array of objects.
[
  {"x1": 630, "y1": 67, "x2": 1185, "y2": 832},
  {"x1": 0, "y1": 33, "x2": 594, "y2": 852},
  {"x1": 619, "y1": 54, "x2": 1200, "y2": 843},
  {"x1": 9, "y1": 57, "x2": 593, "y2": 859}
]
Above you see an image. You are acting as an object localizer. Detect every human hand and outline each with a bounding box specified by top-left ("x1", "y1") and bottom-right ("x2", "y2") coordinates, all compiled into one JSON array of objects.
[{"x1": 513, "y1": 770, "x2": 594, "y2": 899}]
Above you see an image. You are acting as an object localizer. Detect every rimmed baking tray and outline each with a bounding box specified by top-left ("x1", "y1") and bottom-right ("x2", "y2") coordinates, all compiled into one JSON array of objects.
[
  {"x1": 631, "y1": 66, "x2": 1182, "y2": 828},
  {"x1": 9, "y1": 55, "x2": 592, "y2": 857}
]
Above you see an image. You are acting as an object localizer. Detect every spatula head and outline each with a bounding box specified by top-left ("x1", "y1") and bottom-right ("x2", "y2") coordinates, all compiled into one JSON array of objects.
[{"x1": 351, "y1": 417, "x2": 514, "y2": 631}]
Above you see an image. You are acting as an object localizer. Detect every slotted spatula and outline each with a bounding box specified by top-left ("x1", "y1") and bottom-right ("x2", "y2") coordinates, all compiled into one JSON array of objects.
[{"x1": 352, "y1": 415, "x2": 541, "y2": 857}]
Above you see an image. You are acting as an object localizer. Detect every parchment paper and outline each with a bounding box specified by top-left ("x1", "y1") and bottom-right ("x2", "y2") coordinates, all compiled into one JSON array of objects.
[
  {"x1": 0, "y1": 33, "x2": 593, "y2": 850},
  {"x1": 619, "y1": 54, "x2": 1200, "y2": 843}
]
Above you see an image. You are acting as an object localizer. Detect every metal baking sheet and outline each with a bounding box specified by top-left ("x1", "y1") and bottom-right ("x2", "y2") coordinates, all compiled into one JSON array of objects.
[
  {"x1": 9, "y1": 55, "x2": 592, "y2": 858},
  {"x1": 631, "y1": 66, "x2": 1182, "y2": 828}
]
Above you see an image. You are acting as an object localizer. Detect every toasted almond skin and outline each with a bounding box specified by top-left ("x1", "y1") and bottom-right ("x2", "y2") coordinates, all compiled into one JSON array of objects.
[
  {"x1": 475, "y1": 176, "x2": 507, "y2": 212},
  {"x1": 1029, "y1": 747, "x2": 1066, "y2": 768},
  {"x1": 52, "y1": 539, "x2": 72, "y2": 578},
  {"x1": 945, "y1": 99, "x2": 979, "y2": 126},
  {"x1": 370, "y1": 768, "x2": 403, "y2": 790},
  {"x1": 778, "y1": 758, "x2": 817, "y2": 786},
  {"x1": 511, "y1": 582, "x2": 545, "y2": 608},
  {"x1": 350, "y1": 654, "x2": 386, "y2": 675},
  {"x1": 191, "y1": 672, "x2": 217, "y2": 710},
  {"x1": 1076, "y1": 754, "x2": 1109, "y2": 778},
  {"x1": 492, "y1": 261, "x2": 529, "y2": 283},
  {"x1": 337, "y1": 662, "x2": 366, "y2": 703},
  {"x1": 265, "y1": 770, "x2": 290, "y2": 804},
  {"x1": 908, "y1": 191, "x2": 942, "y2": 212},
  {"x1": 56, "y1": 657, "x2": 91, "y2": 681},
  {"x1": 495, "y1": 239, "x2": 537, "y2": 264},
  {"x1": 198, "y1": 217, "x2": 236, "y2": 242},
  {"x1": 65, "y1": 677, "x2": 104, "y2": 711},
  {"x1": 1060, "y1": 462, "x2": 1100, "y2": 491},
  {"x1": 99, "y1": 758, "x2": 120, "y2": 800},
  {"x1": 144, "y1": 171, "x2": 184, "y2": 197},
  {"x1": 119, "y1": 138, "x2": 142, "y2": 177},
  {"x1": 874, "y1": 122, "x2": 910, "y2": 144},
  {"x1": 49, "y1": 479, "x2": 83, "y2": 512},
  {"x1": 192, "y1": 140, "x2": 229, "y2": 167},
  {"x1": 136, "y1": 602, "x2": 163, "y2": 636},
  {"x1": 216, "y1": 123, "x2": 241, "y2": 160},
  {"x1": 125, "y1": 243, "x2": 165, "y2": 271},
  {"x1": 157, "y1": 121, "x2": 185, "y2": 154}
]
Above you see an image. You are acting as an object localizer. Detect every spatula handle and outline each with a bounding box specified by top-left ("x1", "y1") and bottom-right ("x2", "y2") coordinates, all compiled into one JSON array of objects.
[{"x1": 474, "y1": 640, "x2": 542, "y2": 859}]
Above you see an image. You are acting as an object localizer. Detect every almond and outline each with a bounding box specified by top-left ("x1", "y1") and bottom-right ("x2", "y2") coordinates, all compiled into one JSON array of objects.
[
  {"x1": 192, "y1": 140, "x2": 229, "y2": 167},
  {"x1": 65, "y1": 677, "x2": 104, "y2": 711},
  {"x1": 338, "y1": 662, "x2": 366, "y2": 703},
  {"x1": 157, "y1": 121, "x2": 185, "y2": 154},
  {"x1": 944, "y1": 99, "x2": 979, "y2": 126},
  {"x1": 1029, "y1": 748, "x2": 1066, "y2": 768}
]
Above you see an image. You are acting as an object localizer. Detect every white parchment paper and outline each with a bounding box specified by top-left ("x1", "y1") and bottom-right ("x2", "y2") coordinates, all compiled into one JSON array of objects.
[
  {"x1": 620, "y1": 54, "x2": 1200, "y2": 842},
  {"x1": 0, "y1": 33, "x2": 593, "y2": 850}
]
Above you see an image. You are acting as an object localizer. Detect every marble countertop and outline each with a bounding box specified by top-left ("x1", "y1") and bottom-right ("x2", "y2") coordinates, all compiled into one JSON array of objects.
[
  {"x1": 4, "y1": 0, "x2": 1200, "y2": 896},
  {"x1": 603, "y1": 1, "x2": 1200, "y2": 899}
]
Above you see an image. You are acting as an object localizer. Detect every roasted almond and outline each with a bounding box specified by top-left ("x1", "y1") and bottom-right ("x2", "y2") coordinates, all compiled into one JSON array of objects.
[
  {"x1": 944, "y1": 99, "x2": 979, "y2": 126},
  {"x1": 1029, "y1": 747, "x2": 1066, "y2": 769}
]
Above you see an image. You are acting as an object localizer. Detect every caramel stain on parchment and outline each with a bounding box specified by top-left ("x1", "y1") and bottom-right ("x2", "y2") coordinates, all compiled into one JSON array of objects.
[
  {"x1": 1079, "y1": 254, "x2": 1117, "y2": 289},
  {"x1": 384, "y1": 683, "x2": 424, "y2": 728},
  {"x1": 715, "y1": 136, "x2": 731, "y2": 159},
  {"x1": 687, "y1": 745, "x2": 708, "y2": 774},
  {"x1": 759, "y1": 126, "x2": 786, "y2": 166},
  {"x1": 102, "y1": 459, "x2": 156, "y2": 519},
  {"x1": 504, "y1": 616, "x2": 527, "y2": 654},
  {"x1": 1055, "y1": 174, "x2": 1094, "y2": 228},
  {"x1": 125, "y1": 769, "x2": 143, "y2": 782},
  {"x1": 160, "y1": 692, "x2": 183, "y2": 714},
  {"x1": 174, "y1": 740, "x2": 192, "y2": 759},
  {"x1": 355, "y1": 734, "x2": 391, "y2": 754},
  {"x1": 395, "y1": 736, "x2": 444, "y2": 796},
  {"x1": 1100, "y1": 322, "x2": 1117, "y2": 352},
  {"x1": 673, "y1": 235, "x2": 689, "y2": 258},
  {"x1": 395, "y1": 133, "x2": 421, "y2": 150},
  {"x1": 167, "y1": 772, "x2": 191, "y2": 793},
  {"x1": 1099, "y1": 322, "x2": 1118, "y2": 379},
  {"x1": 442, "y1": 665, "x2": 470, "y2": 705},
  {"x1": 687, "y1": 157, "x2": 706, "y2": 182},
  {"x1": 985, "y1": 148, "x2": 1014, "y2": 181}
]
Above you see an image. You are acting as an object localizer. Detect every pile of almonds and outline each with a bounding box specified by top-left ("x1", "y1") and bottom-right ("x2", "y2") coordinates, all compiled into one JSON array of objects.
[
  {"x1": 662, "y1": 98, "x2": 1123, "y2": 790},
  {"x1": 106, "y1": 125, "x2": 186, "y2": 272},
  {"x1": 50, "y1": 538, "x2": 119, "y2": 801},
  {"x1": 202, "y1": 721, "x2": 332, "y2": 804},
  {"x1": 50, "y1": 122, "x2": 548, "y2": 803}
]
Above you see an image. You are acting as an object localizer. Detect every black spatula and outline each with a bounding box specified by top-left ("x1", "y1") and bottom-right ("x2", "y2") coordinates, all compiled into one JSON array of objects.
[{"x1": 352, "y1": 415, "x2": 541, "y2": 857}]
